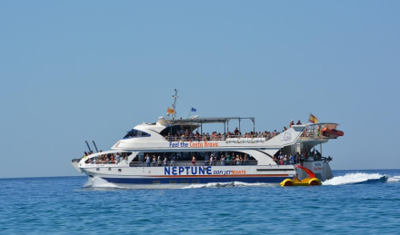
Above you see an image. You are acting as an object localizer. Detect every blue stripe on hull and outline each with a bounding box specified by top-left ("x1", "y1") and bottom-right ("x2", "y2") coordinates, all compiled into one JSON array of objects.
[{"x1": 103, "y1": 176, "x2": 287, "y2": 184}]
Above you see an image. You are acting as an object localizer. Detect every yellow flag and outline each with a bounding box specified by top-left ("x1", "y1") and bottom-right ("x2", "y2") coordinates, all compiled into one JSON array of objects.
[{"x1": 167, "y1": 107, "x2": 175, "y2": 114}]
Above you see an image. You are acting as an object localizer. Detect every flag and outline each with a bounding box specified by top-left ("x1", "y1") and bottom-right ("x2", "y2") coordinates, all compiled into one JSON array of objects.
[
  {"x1": 191, "y1": 107, "x2": 197, "y2": 112},
  {"x1": 167, "y1": 107, "x2": 175, "y2": 114},
  {"x1": 309, "y1": 114, "x2": 318, "y2": 123}
]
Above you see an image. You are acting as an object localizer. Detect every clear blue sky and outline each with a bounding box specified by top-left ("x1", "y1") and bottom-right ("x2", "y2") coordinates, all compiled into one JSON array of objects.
[{"x1": 1, "y1": 1, "x2": 399, "y2": 178}]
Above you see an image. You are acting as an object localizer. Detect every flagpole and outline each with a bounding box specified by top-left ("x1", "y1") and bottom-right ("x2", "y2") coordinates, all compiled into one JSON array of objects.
[{"x1": 187, "y1": 109, "x2": 191, "y2": 119}]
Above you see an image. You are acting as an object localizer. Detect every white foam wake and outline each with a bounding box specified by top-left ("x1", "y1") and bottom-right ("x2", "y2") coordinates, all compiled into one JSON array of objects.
[
  {"x1": 387, "y1": 175, "x2": 400, "y2": 183},
  {"x1": 182, "y1": 181, "x2": 275, "y2": 189},
  {"x1": 83, "y1": 176, "x2": 122, "y2": 189},
  {"x1": 323, "y1": 173, "x2": 388, "y2": 185}
]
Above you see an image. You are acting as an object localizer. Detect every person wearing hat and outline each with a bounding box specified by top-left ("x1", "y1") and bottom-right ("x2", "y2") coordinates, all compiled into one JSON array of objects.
[{"x1": 289, "y1": 119, "x2": 294, "y2": 128}]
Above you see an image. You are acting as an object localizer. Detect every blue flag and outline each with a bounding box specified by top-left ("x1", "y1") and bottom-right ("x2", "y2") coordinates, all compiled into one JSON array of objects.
[{"x1": 191, "y1": 107, "x2": 197, "y2": 112}]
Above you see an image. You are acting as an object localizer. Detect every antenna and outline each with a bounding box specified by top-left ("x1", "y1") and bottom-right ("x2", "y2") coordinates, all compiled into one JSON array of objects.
[
  {"x1": 172, "y1": 89, "x2": 178, "y2": 119},
  {"x1": 85, "y1": 140, "x2": 92, "y2": 152},
  {"x1": 92, "y1": 140, "x2": 99, "y2": 153}
]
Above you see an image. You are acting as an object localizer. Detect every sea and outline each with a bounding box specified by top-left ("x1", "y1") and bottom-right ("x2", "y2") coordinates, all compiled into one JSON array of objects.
[{"x1": 1, "y1": 169, "x2": 400, "y2": 235}]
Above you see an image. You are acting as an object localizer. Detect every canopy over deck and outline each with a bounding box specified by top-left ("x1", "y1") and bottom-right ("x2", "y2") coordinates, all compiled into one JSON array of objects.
[{"x1": 168, "y1": 116, "x2": 256, "y2": 133}]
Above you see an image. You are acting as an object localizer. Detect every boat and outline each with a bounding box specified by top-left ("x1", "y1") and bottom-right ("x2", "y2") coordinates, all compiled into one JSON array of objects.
[
  {"x1": 280, "y1": 165, "x2": 322, "y2": 186},
  {"x1": 321, "y1": 126, "x2": 344, "y2": 138},
  {"x1": 71, "y1": 90, "x2": 343, "y2": 189}
]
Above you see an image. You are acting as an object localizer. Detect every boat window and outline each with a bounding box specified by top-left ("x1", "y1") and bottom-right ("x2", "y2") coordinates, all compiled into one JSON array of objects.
[{"x1": 123, "y1": 129, "x2": 151, "y2": 139}]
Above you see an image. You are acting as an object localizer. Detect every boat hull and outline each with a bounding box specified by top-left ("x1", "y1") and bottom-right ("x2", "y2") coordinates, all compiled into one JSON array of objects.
[{"x1": 82, "y1": 165, "x2": 296, "y2": 189}]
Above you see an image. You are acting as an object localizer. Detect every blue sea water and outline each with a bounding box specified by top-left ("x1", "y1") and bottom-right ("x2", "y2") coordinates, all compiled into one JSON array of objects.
[{"x1": 1, "y1": 169, "x2": 400, "y2": 235}]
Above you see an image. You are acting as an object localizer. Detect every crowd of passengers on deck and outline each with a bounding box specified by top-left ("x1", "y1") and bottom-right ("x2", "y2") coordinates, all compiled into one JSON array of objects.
[
  {"x1": 83, "y1": 151, "x2": 130, "y2": 164},
  {"x1": 82, "y1": 147, "x2": 324, "y2": 167},
  {"x1": 139, "y1": 152, "x2": 254, "y2": 167},
  {"x1": 165, "y1": 119, "x2": 304, "y2": 142},
  {"x1": 273, "y1": 149, "x2": 323, "y2": 165},
  {"x1": 165, "y1": 127, "x2": 282, "y2": 142}
]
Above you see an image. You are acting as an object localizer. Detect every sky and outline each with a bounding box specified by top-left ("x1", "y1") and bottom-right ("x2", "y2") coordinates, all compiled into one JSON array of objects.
[{"x1": 1, "y1": 1, "x2": 399, "y2": 178}]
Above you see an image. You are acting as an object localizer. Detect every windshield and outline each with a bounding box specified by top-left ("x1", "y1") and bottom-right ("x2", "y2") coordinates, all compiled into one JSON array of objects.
[{"x1": 123, "y1": 129, "x2": 151, "y2": 139}]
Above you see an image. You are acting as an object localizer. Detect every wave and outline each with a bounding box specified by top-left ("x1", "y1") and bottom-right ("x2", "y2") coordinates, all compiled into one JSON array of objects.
[
  {"x1": 182, "y1": 181, "x2": 275, "y2": 189},
  {"x1": 323, "y1": 173, "x2": 392, "y2": 185},
  {"x1": 83, "y1": 176, "x2": 123, "y2": 189}
]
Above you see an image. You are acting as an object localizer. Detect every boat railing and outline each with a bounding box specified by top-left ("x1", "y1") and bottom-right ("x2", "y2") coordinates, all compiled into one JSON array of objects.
[
  {"x1": 164, "y1": 134, "x2": 277, "y2": 142},
  {"x1": 128, "y1": 160, "x2": 259, "y2": 167}
]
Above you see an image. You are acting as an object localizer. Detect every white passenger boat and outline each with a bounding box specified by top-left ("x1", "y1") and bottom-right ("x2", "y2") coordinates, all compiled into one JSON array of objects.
[{"x1": 72, "y1": 90, "x2": 343, "y2": 189}]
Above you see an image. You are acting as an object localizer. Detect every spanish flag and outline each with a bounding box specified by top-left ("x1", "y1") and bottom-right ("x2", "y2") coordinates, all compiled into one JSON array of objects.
[
  {"x1": 309, "y1": 114, "x2": 318, "y2": 123},
  {"x1": 167, "y1": 107, "x2": 175, "y2": 114}
]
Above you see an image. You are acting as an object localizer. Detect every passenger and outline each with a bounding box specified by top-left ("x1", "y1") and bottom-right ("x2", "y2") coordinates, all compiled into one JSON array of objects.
[
  {"x1": 226, "y1": 153, "x2": 231, "y2": 165},
  {"x1": 115, "y1": 153, "x2": 121, "y2": 164},
  {"x1": 145, "y1": 154, "x2": 151, "y2": 167},
  {"x1": 283, "y1": 155, "x2": 288, "y2": 165},
  {"x1": 209, "y1": 154, "x2": 214, "y2": 166},
  {"x1": 157, "y1": 156, "x2": 161, "y2": 166},
  {"x1": 230, "y1": 153, "x2": 235, "y2": 165},
  {"x1": 290, "y1": 153, "x2": 294, "y2": 165},
  {"x1": 170, "y1": 155, "x2": 175, "y2": 166},
  {"x1": 163, "y1": 156, "x2": 168, "y2": 166},
  {"x1": 191, "y1": 155, "x2": 196, "y2": 166},
  {"x1": 293, "y1": 174, "x2": 299, "y2": 181},
  {"x1": 152, "y1": 155, "x2": 156, "y2": 166},
  {"x1": 278, "y1": 152, "x2": 284, "y2": 165},
  {"x1": 235, "y1": 155, "x2": 241, "y2": 165},
  {"x1": 221, "y1": 154, "x2": 226, "y2": 166},
  {"x1": 213, "y1": 153, "x2": 217, "y2": 166},
  {"x1": 289, "y1": 119, "x2": 294, "y2": 128},
  {"x1": 110, "y1": 155, "x2": 115, "y2": 164},
  {"x1": 244, "y1": 154, "x2": 248, "y2": 165},
  {"x1": 296, "y1": 153, "x2": 301, "y2": 164},
  {"x1": 234, "y1": 127, "x2": 241, "y2": 136},
  {"x1": 212, "y1": 132, "x2": 217, "y2": 141},
  {"x1": 296, "y1": 120, "x2": 302, "y2": 125}
]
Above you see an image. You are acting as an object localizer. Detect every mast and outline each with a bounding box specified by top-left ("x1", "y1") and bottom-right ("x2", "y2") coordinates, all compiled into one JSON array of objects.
[{"x1": 167, "y1": 89, "x2": 179, "y2": 120}]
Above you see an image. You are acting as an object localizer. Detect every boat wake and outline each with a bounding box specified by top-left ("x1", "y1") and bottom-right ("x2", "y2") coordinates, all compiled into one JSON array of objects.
[
  {"x1": 182, "y1": 181, "x2": 276, "y2": 189},
  {"x1": 83, "y1": 176, "x2": 123, "y2": 189},
  {"x1": 322, "y1": 173, "x2": 399, "y2": 185},
  {"x1": 387, "y1": 175, "x2": 400, "y2": 183}
]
